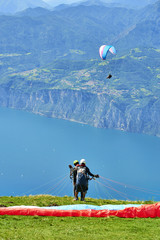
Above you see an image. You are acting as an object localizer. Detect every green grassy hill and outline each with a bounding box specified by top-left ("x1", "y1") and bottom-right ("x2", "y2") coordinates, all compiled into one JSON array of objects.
[
  {"x1": 0, "y1": 195, "x2": 153, "y2": 207},
  {"x1": 0, "y1": 195, "x2": 159, "y2": 240}
]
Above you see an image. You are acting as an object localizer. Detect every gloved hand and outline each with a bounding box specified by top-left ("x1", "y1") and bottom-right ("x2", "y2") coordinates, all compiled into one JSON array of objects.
[
  {"x1": 69, "y1": 165, "x2": 72, "y2": 169},
  {"x1": 94, "y1": 174, "x2": 99, "y2": 178}
]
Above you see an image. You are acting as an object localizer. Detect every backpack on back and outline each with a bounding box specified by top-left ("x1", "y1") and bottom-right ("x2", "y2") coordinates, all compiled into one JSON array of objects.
[{"x1": 76, "y1": 166, "x2": 88, "y2": 186}]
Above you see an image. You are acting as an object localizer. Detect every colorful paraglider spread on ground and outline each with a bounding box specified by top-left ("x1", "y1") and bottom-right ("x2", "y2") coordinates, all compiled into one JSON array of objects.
[{"x1": 0, "y1": 203, "x2": 160, "y2": 218}]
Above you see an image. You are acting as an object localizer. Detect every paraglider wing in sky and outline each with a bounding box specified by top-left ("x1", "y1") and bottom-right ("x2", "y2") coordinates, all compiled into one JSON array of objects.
[{"x1": 99, "y1": 45, "x2": 116, "y2": 60}]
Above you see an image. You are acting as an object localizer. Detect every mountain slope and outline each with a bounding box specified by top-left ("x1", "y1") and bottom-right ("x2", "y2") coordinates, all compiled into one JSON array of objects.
[
  {"x1": 1, "y1": 2, "x2": 159, "y2": 59},
  {"x1": 115, "y1": 0, "x2": 160, "y2": 50},
  {"x1": 105, "y1": 0, "x2": 158, "y2": 9},
  {"x1": 16, "y1": 7, "x2": 51, "y2": 17},
  {"x1": 0, "y1": 5, "x2": 137, "y2": 60},
  {"x1": 0, "y1": 0, "x2": 50, "y2": 14},
  {"x1": 47, "y1": 0, "x2": 158, "y2": 9},
  {"x1": 0, "y1": 2, "x2": 160, "y2": 136}
]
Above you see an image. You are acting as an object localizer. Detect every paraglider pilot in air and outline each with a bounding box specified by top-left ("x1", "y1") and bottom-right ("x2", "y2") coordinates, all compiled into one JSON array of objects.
[
  {"x1": 106, "y1": 74, "x2": 112, "y2": 79},
  {"x1": 99, "y1": 45, "x2": 116, "y2": 80}
]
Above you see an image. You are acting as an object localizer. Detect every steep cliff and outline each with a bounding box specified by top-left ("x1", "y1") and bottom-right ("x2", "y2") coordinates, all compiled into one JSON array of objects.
[{"x1": 0, "y1": 86, "x2": 160, "y2": 136}]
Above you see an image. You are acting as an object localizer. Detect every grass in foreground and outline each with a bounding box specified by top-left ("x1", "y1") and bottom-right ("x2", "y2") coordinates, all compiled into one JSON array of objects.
[{"x1": 0, "y1": 195, "x2": 159, "y2": 240}]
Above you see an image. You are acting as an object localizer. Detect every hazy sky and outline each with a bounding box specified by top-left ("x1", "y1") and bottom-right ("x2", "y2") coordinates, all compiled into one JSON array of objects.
[{"x1": 43, "y1": 0, "x2": 82, "y2": 5}]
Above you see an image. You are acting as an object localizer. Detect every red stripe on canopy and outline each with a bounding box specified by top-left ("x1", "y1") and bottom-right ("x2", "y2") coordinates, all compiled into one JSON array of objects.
[{"x1": 0, "y1": 203, "x2": 160, "y2": 218}]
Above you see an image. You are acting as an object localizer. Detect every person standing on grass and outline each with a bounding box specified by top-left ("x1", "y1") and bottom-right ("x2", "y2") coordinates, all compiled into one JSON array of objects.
[
  {"x1": 74, "y1": 159, "x2": 99, "y2": 201},
  {"x1": 69, "y1": 160, "x2": 80, "y2": 200}
]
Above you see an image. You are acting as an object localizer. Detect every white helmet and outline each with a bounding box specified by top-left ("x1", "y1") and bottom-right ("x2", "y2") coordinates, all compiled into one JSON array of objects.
[{"x1": 80, "y1": 159, "x2": 86, "y2": 165}]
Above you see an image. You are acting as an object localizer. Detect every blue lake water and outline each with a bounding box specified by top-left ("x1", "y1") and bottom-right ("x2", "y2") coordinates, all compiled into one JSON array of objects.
[{"x1": 0, "y1": 106, "x2": 160, "y2": 201}]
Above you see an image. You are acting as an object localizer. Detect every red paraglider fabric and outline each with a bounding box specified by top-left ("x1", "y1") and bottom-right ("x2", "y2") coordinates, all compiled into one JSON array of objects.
[{"x1": 0, "y1": 203, "x2": 160, "y2": 218}]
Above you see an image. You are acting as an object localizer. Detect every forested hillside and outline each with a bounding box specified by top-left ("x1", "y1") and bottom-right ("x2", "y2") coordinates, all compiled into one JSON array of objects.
[{"x1": 0, "y1": 1, "x2": 160, "y2": 136}]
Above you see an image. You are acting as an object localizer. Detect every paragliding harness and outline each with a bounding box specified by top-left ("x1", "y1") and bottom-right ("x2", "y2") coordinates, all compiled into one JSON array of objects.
[
  {"x1": 69, "y1": 165, "x2": 98, "y2": 183},
  {"x1": 106, "y1": 74, "x2": 112, "y2": 79},
  {"x1": 69, "y1": 165, "x2": 74, "y2": 180},
  {"x1": 75, "y1": 165, "x2": 96, "y2": 192},
  {"x1": 69, "y1": 165, "x2": 76, "y2": 182},
  {"x1": 69, "y1": 164, "x2": 82, "y2": 183}
]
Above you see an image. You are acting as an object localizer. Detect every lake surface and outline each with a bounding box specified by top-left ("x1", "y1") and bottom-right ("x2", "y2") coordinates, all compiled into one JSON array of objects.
[{"x1": 0, "y1": 107, "x2": 160, "y2": 201}]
